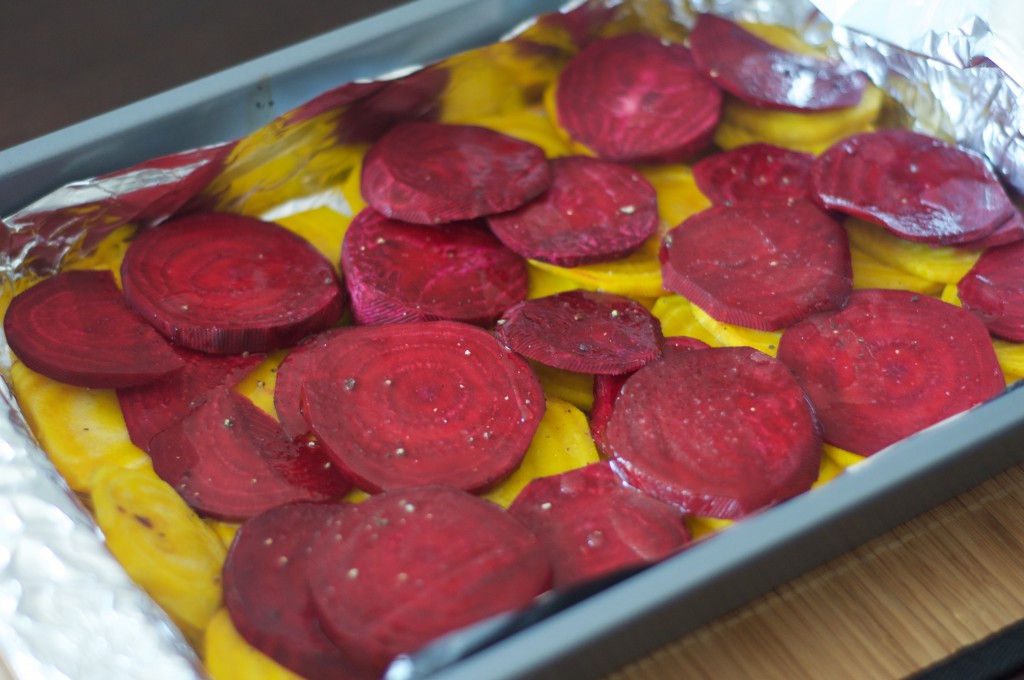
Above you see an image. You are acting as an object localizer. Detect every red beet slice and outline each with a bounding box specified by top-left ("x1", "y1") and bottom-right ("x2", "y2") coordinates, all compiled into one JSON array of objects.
[
  {"x1": 223, "y1": 501, "x2": 371, "y2": 680},
  {"x1": 605, "y1": 346, "x2": 822, "y2": 519},
  {"x1": 341, "y1": 209, "x2": 528, "y2": 326},
  {"x1": 590, "y1": 336, "x2": 709, "y2": 456},
  {"x1": 691, "y1": 144, "x2": 814, "y2": 205},
  {"x1": 273, "y1": 338, "x2": 322, "y2": 442},
  {"x1": 776, "y1": 289, "x2": 1005, "y2": 456},
  {"x1": 120, "y1": 212, "x2": 345, "y2": 354},
  {"x1": 117, "y1": 348, "x2": 264, "y2": 451},
  {"x1": 689, "y1": 13, "x2": 868, "y2": 111},
  {"x1": 554, "y1": 33, "x2": 722, "y2": 163},
  {"x1": 360, "y1": 121, "x2": 551, "y2": 225},
  {"x1": 486, "y1": 156, "x2": 659, "y2": 267},
  {"x1": 3, "y1": 270, "x2": 184, "y2": 389},
  {"x1": 308, "y1": 486, "x2": 551, "y2": 674},
  {"x1": 495, "y1": 290, "x2": 663, "y2": 375},
  {"x1": 958, "y1": 240, "x2": 1024, "y2": 342},
  {"x1": 812, "y1": 129, "x2": 1017, "y2": 246},
  {"x1": 149, "y1": 389, "x2": 349, "y2": 520},
  {"x1": 956, "y1": 209, "x2": 1024, "y2": 250},
  {"x1": 508, "y1": 462, "x2": 690, "y2": 588},
  {"x1": 298, "y1": 322, "x2": 544, "y2": 493},
  {"x1": 660, "y1": 199, "x2": 852, "y2": 331}
]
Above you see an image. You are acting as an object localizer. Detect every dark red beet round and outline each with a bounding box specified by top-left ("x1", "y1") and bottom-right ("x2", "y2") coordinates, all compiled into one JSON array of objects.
[
  {"x1": 660, "y1": 199, "x2": 852, "y2": 331},
  {"x1": 691, "y1": 144, "x2": 813, "y2": 205},
  {"x1": 298, "y1": 322, "x2": 544, "y2": 493},
  {"x1": 148, "y1": 389, "x2": 349, "y2": 520},
  {"x1": 812, "y1": 129, "x2": 1017, "y2": 245},
  {"x1": 486, "y1": 156, "x2": 659, "y2": 267},
  {"x1": 606, "y1": 347, "x2": 822, "y2": 519},
  {"x1": 117, "y1": 348, "x2": 264, "y2": 451},
  {"x1": 958, "y1": 240, "x2": 1024, "y2": 342},
  {"x1": 956, "y1": 209, "x2": 1024, "y2": 251},
  {"x1": 120, "y1": 212, "x2": 345, "y2": 354},
  {"x1": 341, "y1": 209, "x2": 528, "y2": 326},
  {"x1": 223, "y1": 501, "x2": 371, "y2": 680},
  {"x1": 308, "y1": 486, "x2": 551, "y2": 674},
  {"x1": 360, "y1": 121, "x2": 551, "y2": 225},
  {"x1": 590, "y1": 336, "x2": 709, "y2": 456},
  {"x1": 273, "y1": 338, "x2": 322, "y2": 442},
  {"x1": 777, "y1": 289, "x2": 1005, "y2": 456},
  {"x1": 554, "y1": 33, "x2": 722, "y2": 163},
  {"x1": 495, "y1": 290, "x2": 664, "y2": 375},
  {"x1": 689, "y1": 13, "x2": 868, "y2": 111},
  {"x1": 4, "y1": 270, "x2": 184, "y2": 388},
  {"x1": 508, "y1": 462, "x2": 690, "y2": 588}
]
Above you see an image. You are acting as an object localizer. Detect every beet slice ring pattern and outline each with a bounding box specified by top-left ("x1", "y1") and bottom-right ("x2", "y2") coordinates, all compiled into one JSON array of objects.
[
  {"x1": 812, "y1": 129, "x2": 1017, "y2": 246},
  {"x1": 495, "y1": 290, "x2": 664, "y2": 375},
  {"x1": 360, "y1": 121, "x2": 551, "y2": 225},
  {"x1": 660, "y1": 198, "x2": 852, "y2": 331},
  {"x1": 554, "y1": 33, "x2": 722, "y2": 163},
  {"x1": 486, "y1": 156, "x2": 659, "y2": 267},
  {"x1": 605, "y1": 346, "x2": 822, "y2": 519},
  {"x1": 222, "y1": 501, "x2": 369, "y2": 680},
  {"x1": 308, "y1": 486, "x2": 551, "y2": 674},
  {"x1": 689, "y1": 13, "x2": 868, "y2": 111},
  {"x1": 691, "y1": 143, "x2": 813, "y2": 205},
  {"x1": 777, "y1": 289, "x2": 1005, "y2": 456},
  {"x1": 341, "y1": 209, "x2": 528, "y2": 326},
  {"x1": 3, "y1": 270, "x2": 184, "y2": 389},
  {"x1": 958, "y1": 240, "x2": 1024, "y2": 341},
  {"x1": 120, "y1": 212, "x2": 345, "y2": 354},
  {"x1": 298, "y1": 322, "x2": 545, "y2": 493},
  {"x1": 508, "y1": 462, "x2": 690, "y2": 588}
]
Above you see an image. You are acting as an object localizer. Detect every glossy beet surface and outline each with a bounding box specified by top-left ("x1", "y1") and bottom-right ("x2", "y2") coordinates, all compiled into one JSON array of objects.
[
  {"x1": 692, "y1": 143, "x2": 813, "y2": 204},
  {"x1": 958, "y1": 240, "x2": 1024, "y2": 342}
]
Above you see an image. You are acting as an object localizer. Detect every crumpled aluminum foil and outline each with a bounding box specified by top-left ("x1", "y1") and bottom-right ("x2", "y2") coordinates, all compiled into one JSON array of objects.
[{"x1": 0, "y1": 1, "x2": 1021, "y2": 679}]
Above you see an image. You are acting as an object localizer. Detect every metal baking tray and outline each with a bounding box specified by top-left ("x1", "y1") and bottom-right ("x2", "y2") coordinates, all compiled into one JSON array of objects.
[{"x1": 2, "y1": 1, "x2": 1023, "y2": 679}]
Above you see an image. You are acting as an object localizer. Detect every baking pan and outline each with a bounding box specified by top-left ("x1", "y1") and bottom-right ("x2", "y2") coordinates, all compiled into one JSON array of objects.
[{"x1": 1, "y1": 1, "x2": 1023, "y2": 679}]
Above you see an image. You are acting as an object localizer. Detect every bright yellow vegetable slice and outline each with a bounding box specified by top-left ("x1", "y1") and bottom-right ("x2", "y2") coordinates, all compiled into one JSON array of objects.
[
  {"x1": 845, "y1": 218, "x2": 982, "y2": 284},
  {"x1": 691, "y1": 304, "x2": 782, "y2": 357},
  {"x1": 528, "y1": 360, "x2": 594, "y2": 412},
  {"x1": 232, "y1": 351, "x2": 288, "y2": 419},
  {"x1": 472, "y1": 109, "x2": 573, "y2": 158},
  {"x1": 527, "y1": 263, "x2": 583, "y2": 299},
  {"x1": 634, "y1": 163, "x2": 712, "y2": 229},
  {"x1": 205, "y1": 609, "x2": 304, "y2": 680},
  {"x1": 91, "y1": 465, "x2": 226, "y2": 645},
  {"x1": 207, "y1": 520, "x2": 242, "y2": 550},
  {"x1": 63, "y1": 224, "x2": 138, "y2": 286},
  {"x1": 10, "y1": 360, "x2": 149, "y2": 493},
  {"x1": 439, "y1": 50, "x2": 529, "y2": 124},
  {"x1": 271, "y1": 207, "x2": 353, "y2": 272},
  {"x1": 483, "y1": 396, "x2": 600, "y2": 508},
  {"x1": 824, "y1": 444, "x2": 867, "y2": 470},
  {"x1": 529, "y1": 234, "x2": 666, "y2": 299},
  {"x1": 649, "y1": 295, "x2": 720, "y2": 346},
  {"x1": 850, "y1": 246, "x2": 944, "y2": 295}
]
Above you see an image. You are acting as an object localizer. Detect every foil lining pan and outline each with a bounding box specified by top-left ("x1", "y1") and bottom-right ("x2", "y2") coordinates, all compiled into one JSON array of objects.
[{"x1": 0, "y1": 0, "x2": 1021, "y2": 678}]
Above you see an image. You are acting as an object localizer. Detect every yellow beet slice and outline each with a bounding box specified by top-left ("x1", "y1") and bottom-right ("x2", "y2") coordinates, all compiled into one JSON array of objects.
[
  {"x1": 205, "y1": 609, "x2": 304, "y2": 680},
  {"x1": 686, "y1": 516, "x2": 733, "y2": 540},
  {"x1": 63, "y1": 224, "x2": 139, "y2": 286},
  {"x1": 10, "y1": 360, "x2": 150, "y2": 493},
  {"x1": 483, "y1": 396, "x2": 600, "y2": 508},
  {"x1": 271, "y1": 207, "x2": 353, "y2": 272},
  {"x1": 635, "y1": 163, "x2": 713, "y2": 229},
  {"x1": 691, "y1": 304, "x2": 782, "y2": 357},
  {"x1": 813, "y1": 453, "x2": 845, "y2": 488},
  {"x1": 91, "y1": 465, "x2": 226, "y2": 644},
  {"x1": 850, "y1": 246, "x2": 944, "y2": 295},
  {"x1": 650, "y1": 295, "x2": 721, "y2": 346},
  {"x1": 232, "y1": 350, "x2": 288, "y2": 419},
  {"x1": 527, "y1": 262, "x2": 583, "y2": 298},
  {"x1": 529, "y1": 234, "x2": 666, "y2": 298},
  {"x1": 528, "y1": 360, "x2": 595, "y2": 412},
  {"x1": 846, "y1": 218, "x2": 982, "y2": 284},
  {"x1": 824, "y1": 444, "x2": 866, "y2": 470},
  {"x1": 207, "y1": 520, "x2": 242, "y2": 550},
  {"x1": 472, "y1": 109, "x2": 573, "y2": 158},
  {"x1": 439, "y1": 50, "x2": 529, "y2": 124}
]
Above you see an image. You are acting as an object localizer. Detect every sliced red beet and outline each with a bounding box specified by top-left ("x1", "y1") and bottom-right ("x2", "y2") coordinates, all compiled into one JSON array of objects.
[
  {"x1": 554, "y1": 33, "x2": 722, "y2": 163},
  {"x1": 508, "y1": 462, "x2": 690, "y2": 588},
  {"x1": 341, "y1": 208, "x2": 528, "y2": 326},
  {"x1": 148, "y1": 389, "x2": 349, "y2": 520},
  {"x1": 360, "y1": 121, "x2": 551, "y2": 225},
  {"x1": 958, "y1": 240, "x2": 1024, "y2": 342},
  {"x1": 298, "y1": 322, "x2": 544, "y2": 493},
  {"x1": 605, "y1": 346, "x2": 822, "y2": 519},
  {"x1": 3, "y1": 270, "x2": 184, "y2": 389},
  {"x1": 117, "y1": 348, "x2": 264, "y2": 451},
  {"x1": 308, "y1": 486, "x2": 551, "y2": 674},
  {"x1": 691, "y1": 144, "x2": 813, "y2": 205},
  {"x1": 689, "y1": 13, "x2": 868, "y2": 111},
  {"x1": 273, "y1": 338, "x2": 322, "y2": 442},
  {"x1": 956, "y1": 209, "x2": 1024, "y2": 250},
  {"x1": 120, "y1": 212, "x2": 345, "y2": 354},
  {"x1": 590, "y1": 336, "x2": 709, "y2": 456},
  {"x1": 486, "y1": 156, "x2": 659, "y2": 267},
  {"x1": 223, "y1": 501, "x2": 371, "y2": 680},
  {"x1": 777, "y1": 289, "x2": 1005, "y2": 456},
  {"x1": 495, "y1": 290, "x2": 663, "y2": 375},
  {"x1": 660, "y1": 199, "x2": 852, "y2": 331},
  {"x1": 812, "y1": 129, "x2": 1017, "y2": 246}
]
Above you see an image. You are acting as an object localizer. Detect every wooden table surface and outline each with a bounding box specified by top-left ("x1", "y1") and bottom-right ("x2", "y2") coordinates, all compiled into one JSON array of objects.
[{"x1": 4, "y1": 3, "x2": 1023, "y2": 680}]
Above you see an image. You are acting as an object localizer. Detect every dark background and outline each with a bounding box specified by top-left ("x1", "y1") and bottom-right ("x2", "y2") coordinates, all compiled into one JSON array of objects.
[{"x1": 0, "y1": 0, "x2": 408, "y2": 149}]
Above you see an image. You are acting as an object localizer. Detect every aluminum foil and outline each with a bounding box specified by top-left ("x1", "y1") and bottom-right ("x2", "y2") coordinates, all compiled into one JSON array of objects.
[{"x1": 0, "y1": 1, "x2": 1021, "y2": 678}]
